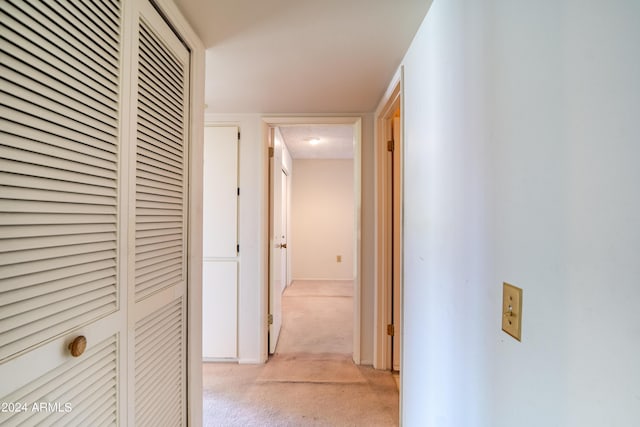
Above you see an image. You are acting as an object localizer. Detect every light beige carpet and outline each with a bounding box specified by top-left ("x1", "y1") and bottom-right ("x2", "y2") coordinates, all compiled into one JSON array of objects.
[
  {"x1": 203, "y1": 280, "x2": 399, "y2": 426},
  {"x1": 257, "y1": 353, "x2": 366, "y2": 384}
]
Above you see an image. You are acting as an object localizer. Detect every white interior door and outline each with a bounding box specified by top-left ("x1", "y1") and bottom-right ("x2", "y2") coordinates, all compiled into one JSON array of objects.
[
  {"x1": 280, "y1": 170, "x2": 288, "y2": 291},
  {"x1": 269, "y1": 130, "x2": 283, "y2": 354}
]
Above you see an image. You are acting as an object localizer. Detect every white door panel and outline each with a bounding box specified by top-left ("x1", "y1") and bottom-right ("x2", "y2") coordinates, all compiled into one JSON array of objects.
[
  {"x1": 203, "y1": 126, "x2": 238, "y2": 258},
  {"x1": 202, "y1": 262, "x2": 238, "y2": 359},
  {"x1": 269, "y1": 130, "x2": 284, "y2": 354},
  {"x1": 281, "y1": 170, "x2": 288, "y2": 292}
]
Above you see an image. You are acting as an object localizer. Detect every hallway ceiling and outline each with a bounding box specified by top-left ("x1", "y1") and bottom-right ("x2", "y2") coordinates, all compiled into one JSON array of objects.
[
  {"x1": 172, "y1": 0, "x2": 431, "y2": 114},
  {"x1": 279, "y1": 125, "x2": 354, "y2": 159}
]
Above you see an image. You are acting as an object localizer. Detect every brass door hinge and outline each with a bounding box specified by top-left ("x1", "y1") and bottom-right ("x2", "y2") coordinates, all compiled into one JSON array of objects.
[
  {"x1": 387, "y1": 324, "x2": 395, "y2": 336},
  {"x1": 268, "y1": 314, "x2": 273, "y2": 325},
  {"x1": 387, "y1": 140, "x2": 394, "y2": 152},
  {"x1": 269, "y1": 146, "x2": 274, "y2": 157}
]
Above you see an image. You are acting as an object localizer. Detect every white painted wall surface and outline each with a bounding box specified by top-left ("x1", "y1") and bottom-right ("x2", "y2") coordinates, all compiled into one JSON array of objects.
[
  {"x1": 291, "y1": 159, "x2": 355, "y2": 280},
  {"x1": 395, "y1": 0, "x2": 640, "y2": 426}
]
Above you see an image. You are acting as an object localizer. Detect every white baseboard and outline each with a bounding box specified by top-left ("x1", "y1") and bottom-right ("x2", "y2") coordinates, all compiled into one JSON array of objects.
[
  {"x1": 238, "y1": 358, "x2": 264, "y2": 365},
  {"x1": 203, "y1": 357, "x2": 238, "y2": 363}
]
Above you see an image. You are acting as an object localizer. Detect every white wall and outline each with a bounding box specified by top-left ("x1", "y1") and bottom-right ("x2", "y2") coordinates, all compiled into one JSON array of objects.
[
  {"x1": 395, "y1": 0, "x2": 640, "y2": 426},
  {"x1": 291, "y1": 159, "x2": 354, "y2": 280}
]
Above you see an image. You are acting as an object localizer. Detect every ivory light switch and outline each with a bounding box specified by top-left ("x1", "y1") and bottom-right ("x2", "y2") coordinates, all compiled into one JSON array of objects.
[{"x1": 502, "y1": 282, "x2": 523, "y2": 341}]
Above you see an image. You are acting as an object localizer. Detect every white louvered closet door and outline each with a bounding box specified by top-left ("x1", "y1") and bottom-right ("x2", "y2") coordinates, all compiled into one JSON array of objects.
[
  {"x1": 130, "y1": 1, "x2": 189, "y2": 426},
  {"x1": 1, "y1": 0, "x2": 125, "y2": 425}
]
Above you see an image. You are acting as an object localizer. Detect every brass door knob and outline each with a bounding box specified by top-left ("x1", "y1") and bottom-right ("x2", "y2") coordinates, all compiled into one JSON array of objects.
[
  {"x1": 281, "y1": 243, "x2": 287, "y2": 249},
  {"x1": 68, "y1": 336, "x2": 87, "y2": 357}
]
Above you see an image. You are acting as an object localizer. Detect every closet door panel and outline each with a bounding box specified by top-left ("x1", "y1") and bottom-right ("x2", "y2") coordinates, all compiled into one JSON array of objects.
[
  {"x1": 131, "y1": 1, "x2": 189, "y2": 425},
  {"x1": 0, "y1": 0, "x2": 122, "y2": 363}
]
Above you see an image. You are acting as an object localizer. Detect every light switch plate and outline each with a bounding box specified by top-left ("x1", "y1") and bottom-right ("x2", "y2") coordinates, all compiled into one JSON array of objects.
[{"x1": 502, "y1": 282, "x2": 523, "y2": 341}]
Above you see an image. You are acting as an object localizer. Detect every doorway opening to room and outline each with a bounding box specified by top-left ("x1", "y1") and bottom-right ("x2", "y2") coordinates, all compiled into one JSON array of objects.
[{"x1": 263, "y1": 117, "x2": 362, "y2": 364}]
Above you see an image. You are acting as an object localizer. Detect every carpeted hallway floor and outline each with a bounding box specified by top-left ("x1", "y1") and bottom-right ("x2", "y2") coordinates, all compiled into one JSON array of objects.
[{"x1": 203, "y1": 280, "x2": 399, "y2": 426}]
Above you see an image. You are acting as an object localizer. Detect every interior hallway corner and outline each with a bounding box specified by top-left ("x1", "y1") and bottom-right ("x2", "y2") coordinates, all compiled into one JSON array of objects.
[{"x1": 203, "y1": 280, "x2": 399, "y2": 426}]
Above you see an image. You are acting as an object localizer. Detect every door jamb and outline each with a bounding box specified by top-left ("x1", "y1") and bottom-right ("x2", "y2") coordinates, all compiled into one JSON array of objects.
[
  {"x1": 374, "y1": 70, "x2": 403, "y2": 370},
  {"x1": 261, "y1": 116, "x2": 363, "y2": 364}
]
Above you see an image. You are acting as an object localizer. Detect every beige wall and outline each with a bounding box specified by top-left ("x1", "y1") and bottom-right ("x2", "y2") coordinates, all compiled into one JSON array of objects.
[{"x1": 291, "y1": 159, "x2": 354, "y2": 280}]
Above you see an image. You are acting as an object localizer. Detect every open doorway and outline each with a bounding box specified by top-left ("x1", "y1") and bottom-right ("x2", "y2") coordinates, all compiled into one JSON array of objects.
[{"x1": 263, "y1": 117, "x2": 363, "y2": 363}]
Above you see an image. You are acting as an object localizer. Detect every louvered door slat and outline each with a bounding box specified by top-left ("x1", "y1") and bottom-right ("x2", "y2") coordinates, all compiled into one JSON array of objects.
[
  {"x1": 0, "y1": 0, "x2": 121, "y2": 363},
  {"x1": 2, "y1": 268, "x2": 114, "y2": 304},
  {"x1": 52, "y1": 0, "x2": 118, "y2": 46},
  {"x1": 136, "y1": 186, "x2": 182, "y2": 202},
  {"x1": 136, "y1": 226, "x2": 182, "y2": 239},
  {"x1": 132, "y1": 3, "x2": 188, "y2": 425},
  {"x1": 3, "y1": 95, "x2": 117, "y2": 145},
  {"x1": 0, "y1": 65, "x2": 116, "y2": 127},
  {"x1": 2, "y1": 232, "x2": 115, "y2": 253},
  {"x1": 135, "y1": 239, "x2": 181, "y2": 260},
  {"x1": 0, "y1": 172, "x2": 116, "y2": 196},
  {"x1": 1, "y1": 20, "x2": 118, "y2": 102},
  {"x1": 138, "y1": 24, "x2": 183, "y2": 79},
  {"x1": 137, "y1": 142, "x2": 183, "y2": 169},
  {"x1": 1, "y1": 188, "x2": 115, "y2": 207},
  {"x1": 0, "y1": 222, "x2": 115, "y2": 239},
  {"x1": 138, "y1": 65, "x2": 183, "y2": 114},
  {"x1": 0, "y1": 146, "x2": 116, "y2": 181},
  {"x1": 1, "y1": 118, "x2": 118, "y2": 155},
  {"x1": 137, "y1": 220, "x2": 182, "y2": 231},
  {"x1": 3, "y1": 81, "x2": 116, "y2": 136},
  {"x1": 138, "y1": 121, "x2": 183, "y2": 153},
  {"x1": 75, "y1": 0, "x2": 120, "y2": 37},
  {"x1": 1, "y1": 44, "x2": 117, "y2": 111},
  {"x1": 0, "y1": 200, "x2": 116, "y2": 215},
  {"x1": 0, "y1": 161, "x2": 116, "y2": 190},
  {"x1": 1, "y1": 249, "x2": 116, "y2": 281},
  {"x1": 0, "y1": 60, "x2": 116, "y2": 119},
  {"x1": 137, "y1": 169, "x2": 183, "y2": 189},
  {"x1": 138, "y1": 41, "x2": 183, "y2": 101},
  {"x1": 0, "y1": 212, "x2": 115, "y2": 226},
  {"x1": 136, "y1": 336, "x2": 181, "y2": 378},
  {"x1": 48, "y1": 371, "x2": 116, "y2": 425},
  {"x1": 2, "y1": 1, "x2": 118, "y2": 77},
  {"x1": 3, "y1": 68, "x2": 117, "y2": 130},
  {"x1": 135, "y1": 299, "x2": 183, "y2": 427},
  {"x1": 2, "y1": 277, "x2": 115, "y2": 316},
  {"x1": 27, "y1": 0, "x2": 119, "y2": 67},
  {"x1": 1, "y1": 294, "x2": 116, "y2": 343},
  {"x1": 28, "y1": 0, "x2": 120, "y2": 56},
  {"x1": 0, "y1": 286, "x2": 115, "y2": 334}
]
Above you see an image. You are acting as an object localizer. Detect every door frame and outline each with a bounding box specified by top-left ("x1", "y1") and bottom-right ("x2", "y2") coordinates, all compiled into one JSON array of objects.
[
  {"x1": 374, "y1": 69, "x2": 404, "y2": 370},
  {"x1": 261, "y1": 116, "x2": 363, "y2": 364}
]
